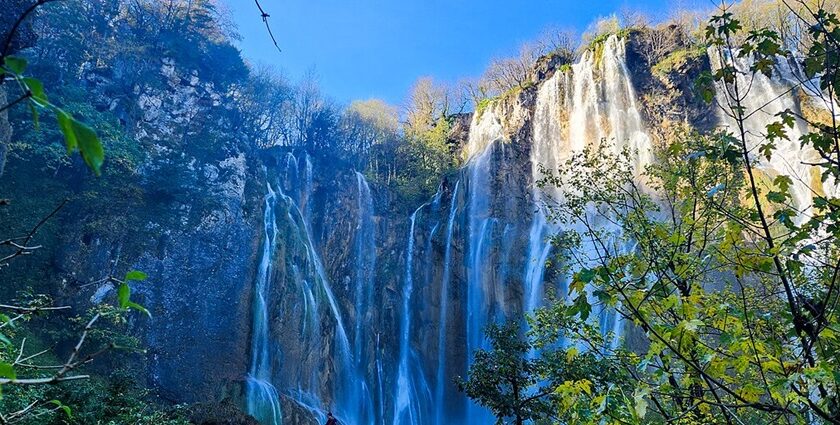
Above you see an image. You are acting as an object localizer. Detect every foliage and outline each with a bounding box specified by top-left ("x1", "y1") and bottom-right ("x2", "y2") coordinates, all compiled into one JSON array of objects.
[
  {"x1": 462, "y1": 4, "x2": 840, "y2": 425},
  {"x1": 1, "y1": 55, "x2": 104, "y2": 175},
  {"x1": 0, "y1": 2, "x2": 156, "y2": 423},
  {"x1": 0, "y1": 366, "x2": 190, "y2": 424},
  {"x1": 391, "y1": 115, "x2": 456, "y2": 206},
  {"x1": 459, "y1": 318, "x2": 632, "y2": 425},
  {"x1": 651, "y1": 45, "x2": 707, "y2": 75}
]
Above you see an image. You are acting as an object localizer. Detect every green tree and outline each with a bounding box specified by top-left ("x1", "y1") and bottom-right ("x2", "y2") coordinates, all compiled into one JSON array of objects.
[
  {"x1": 514, "y1": 4, "x2": 840, "y2": 424},
  {"x1": 459, "y1": 318, "x2": 632, "y2": 425}
]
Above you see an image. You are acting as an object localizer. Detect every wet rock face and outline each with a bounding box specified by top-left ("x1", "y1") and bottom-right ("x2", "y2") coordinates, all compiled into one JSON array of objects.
[
  {"x1": 50, "y1": 151, "x2": 264, "y2": 403},
  {"x1": 1, "y1": 47, "x2": 264, "y2": 403}
]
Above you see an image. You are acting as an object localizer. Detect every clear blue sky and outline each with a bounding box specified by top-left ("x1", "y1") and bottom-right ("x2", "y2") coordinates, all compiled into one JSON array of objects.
[{"x1": 225, "y1": 0, "x2": 710, "y2": 107}]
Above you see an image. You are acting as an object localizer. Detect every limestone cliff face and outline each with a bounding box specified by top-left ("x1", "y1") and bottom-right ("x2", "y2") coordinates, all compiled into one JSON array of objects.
[{"x1": 1, "y1": 49, "x2": 265, "y2": 404}]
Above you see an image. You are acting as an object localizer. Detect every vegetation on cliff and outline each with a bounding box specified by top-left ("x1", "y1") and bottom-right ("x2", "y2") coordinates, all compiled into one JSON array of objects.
[{"x1": 459, "y1": 2, "x2": 840, "y2": 424}]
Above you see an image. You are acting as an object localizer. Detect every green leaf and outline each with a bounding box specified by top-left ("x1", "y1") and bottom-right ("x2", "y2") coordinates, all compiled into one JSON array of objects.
[
  {"x1": 71, "y1": 119, "x2": 104, "y2": 176},
  {"x1": 0, "y1": 333, "x2": 10, "y2": 346},
  {"x1": 683, "y1": 319, "x2": 703, "y2": 332},
  {"x1": 766, "y1": 121, "x2": 787, "y2": 142},
  {"x1": 118, "y1": 282, "x2": 130, "y2": 309},
  {"x1": 2, "y1": 56, "x2": 27, "y2": 75},
  {"x1": 0, "y1": 363, "x2": 16, "y2": 380},
  {"x1": 695, "y1": 72, "x2": 716, "y2": 104},
  {"x1": 22, "y1": 77, "x2": 47, "y2": 105},
  {"x1": 56, "y1": 109, "x2": 78, "y2": 153},
  {"x1": 127, "y1": 301, "x2": 151, "y2": 318},
  {"x1": 633, "y1": 386, "x2": 650, "y2": 419},
  {"x1": 55, "y1": 111, "x2": 105, "y2": 175},
  {"x1": 767, "y1": 191, "x2": 788, "y2": 203},
  {"x1": 774, "y1": 175, "x2": 793, "y2": 192},
  {"x1": 803, "y1": 54, "x2": 823, "y2": 78},
  {"x1": 124, "y1": 270, "x2": 148, "y2": 282},
  {"x1": 573, "y1": 294, "x2": 591, "y2": 321},
  {"x1": 49, "y1": 400, "x2": 73, "y2": 419}
]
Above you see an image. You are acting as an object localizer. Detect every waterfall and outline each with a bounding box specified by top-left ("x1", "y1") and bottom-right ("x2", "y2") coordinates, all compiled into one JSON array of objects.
[
  {"x1": 433, "y1": 180, "x2": 460, "y2": 425},
  {"x1": 393, "y1": 204, "x2": 432, "y2": 425},
  {"x1": 237, "y1": 31, "x2": 840, "y2": 425},
  {"x1": 274, "y1": 153, "x2": 367, "y2": 424},
  {"x1": 463, "y1": 105, "x2": 506, "y2": 425},
  {"x1": 375, "y1": 332, "x2": 386, "y2": 424},
  {"x1": 524, "y1": 35, "x2": 653, "y2": 346},
  {"x1": 712, "y1": 50, "x2": 839, "y2": 219},
  {"x1": 525, "y1": 71, "x2": 565, "y2": 314},
  {"x1": 246, "y1": 183, "x2": 283, "y2": 425},
  {"x1": 352, "y1": 172, "x2": 377, "y2": 425}
]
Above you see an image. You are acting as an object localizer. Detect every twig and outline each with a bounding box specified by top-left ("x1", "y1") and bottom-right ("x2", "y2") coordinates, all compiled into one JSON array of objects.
[
  {"x1": 0, "y1": 92, "x2": 30, "y2": 114},
  {"x1": 254, "y1": 0, "x2": 282, "y2": 53},
  {"x1": 0, "y1": 198, "x2": 68, "y2": 266},
  {"x1": 1, "y1": 0, "x2": 60, "y2": 58},
  {"x1": 0, "y1": 304, "x2": 70, "y2": 313}
]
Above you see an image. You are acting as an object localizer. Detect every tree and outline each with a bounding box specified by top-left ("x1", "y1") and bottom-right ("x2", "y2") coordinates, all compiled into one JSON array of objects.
[
  {"x1": 457, "y1": 322, "x2": 552, "y2": 425},
  {"x1": 341, "y1": 98, "x2": 398, "y2": 169},
  {"x1": 475, "y1": 27, "x2": 576, "y2": 101},
  {"x1": 459, "y1": 318, "x2": 632, "y2": 425},
  {"x1": 515, "y1": 3, "x2": 840, "y2": 424},
  {"x1": 405, "y1": 76, "x2": 452, "y2": 134}
]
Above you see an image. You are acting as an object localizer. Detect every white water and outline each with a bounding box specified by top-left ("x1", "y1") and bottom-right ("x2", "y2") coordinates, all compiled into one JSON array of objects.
[
  {"x1": 351, "y1": 172, "x2": 377, "y2": 424},
  {"x1": 393, "y1": 204, "x2": 430, "y2": 425},
  {"x1": 523, "y1": 35, "x2": 653, "y2": 349},
  {"x1": 433, "y1": 180, "x2": 460, "y2": 425},
  {"x1": 713, "y1": 51, "x2": 839, "y2": 219},
  {"x1": 246, "y1": 183, "x2": 283, "y2": 425}
]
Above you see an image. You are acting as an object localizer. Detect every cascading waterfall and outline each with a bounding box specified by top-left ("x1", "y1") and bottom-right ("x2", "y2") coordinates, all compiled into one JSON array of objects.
[
  {"x1": 241, "y1": 34, "x2": 840, "y2": 425},
  {"x1": 712, "y1": 51, "x2": 839, "y2": 218},
  {"x1": 463, "y1": 107, "x2": 506, "y2": 425},
  {"x1": 246, "y1": 183, "x2": 283, "y2": 425},
  {"x1": 352, "y1": 172, "x2": 377, "y2": 425},
  {"x1": 255, "y1": 153, "x2": 373, "y2": 425},
  {"x1": 525, "y1": 70, "x2": 565, "y2": 314},
  {"x1": 433, "y1": 180, "x2": 460, "y2": 425},
  {"x1": 523, "y1": 35, "x2": 653, "y2": 346},
  {"x1": 393, "y1": 204, "x2": 433, "y2": 425}
]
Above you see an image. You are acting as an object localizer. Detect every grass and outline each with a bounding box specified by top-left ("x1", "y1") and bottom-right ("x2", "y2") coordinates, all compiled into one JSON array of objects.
[{"x1": 652, "y1": 45, "x2": 707, "y2": 75}]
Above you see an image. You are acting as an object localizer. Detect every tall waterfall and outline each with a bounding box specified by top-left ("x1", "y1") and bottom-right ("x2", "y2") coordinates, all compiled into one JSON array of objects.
[
  {"x1": 433, "y1": 180, "x2": 460, "y2": 425},
  {"x1": 529, "y1": 35, "x2": 651, "y2": 334},
  {"x1": 352, "y1": 172, "x2": 377, "y2": 425},
  {"x1": 392, "y1": 203, "x2": 433, "y2": 425},
  {"x1": 246, "y1": 183, "x2": 283, "y2": 425},
  {"x1": 463, "y1": 107, "x2": 506, "y2": 425}
]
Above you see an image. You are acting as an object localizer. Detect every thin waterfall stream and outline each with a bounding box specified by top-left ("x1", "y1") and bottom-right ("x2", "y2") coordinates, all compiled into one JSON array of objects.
[{"x1": 246, "y1": 183, "x2": 283, "y2": 425}]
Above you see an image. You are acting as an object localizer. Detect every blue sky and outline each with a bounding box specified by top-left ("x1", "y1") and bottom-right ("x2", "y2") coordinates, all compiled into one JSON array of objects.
[{"x1": 225, "y1": 0, "x2": 709, "y2": 107}]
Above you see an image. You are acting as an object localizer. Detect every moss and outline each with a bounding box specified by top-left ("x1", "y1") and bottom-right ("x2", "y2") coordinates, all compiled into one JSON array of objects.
[
  {"x1": 559, "y1": 63, "x2": 572, "y2": 73},
  {"x1": 475, "y1": 83, "x2": 528, "y2": 120},
  {"x1": 475, "y1": 97, "x2": 494, "y2": 120},
  {"x1": 652, "y1": 45, "x2": 707, "y2": 75},
  {"x1": 586, "y1": 27, "x2": 639, "y2": 57}
]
